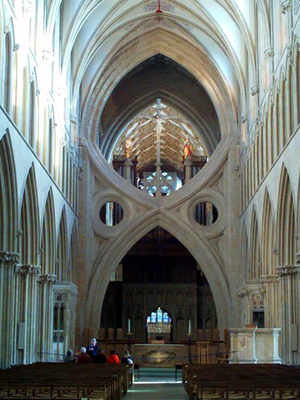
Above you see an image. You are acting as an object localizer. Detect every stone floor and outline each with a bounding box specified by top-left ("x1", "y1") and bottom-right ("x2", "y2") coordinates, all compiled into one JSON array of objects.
[{"x1": 123, "y1": 367, "x2": 188, "y2": 400}]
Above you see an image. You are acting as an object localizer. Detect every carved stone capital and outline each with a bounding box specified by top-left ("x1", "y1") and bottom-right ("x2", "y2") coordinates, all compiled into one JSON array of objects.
[
  {"x1": 296, "y1": 253, "x2": 300, "y2": 265},
  {"x1": 17, "y1": 264, "x2": 41, "y2": 275},
  {"x1": 37, "y1": 274, "x2": 57, "y2": 284},
  {"x1": 0, "y1": 251, "x2": 20, "y2": 266},
  {"x1": 276, "y1": 265, "x2": 300, "y2": 277}
]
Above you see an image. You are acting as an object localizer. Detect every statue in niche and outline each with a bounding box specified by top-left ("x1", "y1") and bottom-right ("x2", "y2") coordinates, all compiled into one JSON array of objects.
[
  {"x1": 183, "y1": 137, "x2": 192, "y2": 159},
  {"x1": 123, "y1": 138, "x2": 133, "y2": 159}
]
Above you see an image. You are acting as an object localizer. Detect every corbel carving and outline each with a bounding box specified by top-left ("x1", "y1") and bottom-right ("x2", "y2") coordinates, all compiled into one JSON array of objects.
[
  {"x1": 236, "y1": 286, "x2": 249, "y2": 298},
  {"x1": 281, "y1": 0, "x2": 291, "y2": 14},
  {"x1": 251, "y1": 85, "x2": 259, "y2": 96},
  {"x1": 264, "y1": 47, "x2": 274, "y2": 58},
  {"x1": 241, "y1": 114, "x2": 248, "y2": 124}
]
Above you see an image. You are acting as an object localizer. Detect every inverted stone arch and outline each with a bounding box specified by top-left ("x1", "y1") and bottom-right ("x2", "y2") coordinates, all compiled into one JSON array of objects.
[
  {"x1": 81, "y1": 29, "x2": 238, "y2": 144},
  {"x1": 86, "y1": 212, "x2": 234, "y2": 336}
]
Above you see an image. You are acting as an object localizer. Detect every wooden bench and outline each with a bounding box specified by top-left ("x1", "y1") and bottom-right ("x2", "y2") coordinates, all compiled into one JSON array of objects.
[{"x1": 0, "y1": 362, "x2": 132, "y2": 400}]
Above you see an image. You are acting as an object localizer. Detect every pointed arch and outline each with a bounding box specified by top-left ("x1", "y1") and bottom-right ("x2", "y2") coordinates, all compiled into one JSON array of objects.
[
  {"x1": 249, "y1": 207, "x2": 261, "y2": 280},
  {"x1": 40, "y1": 188, "x2": 56, "y2": 275},
  {"x1": 277, "y1": 165, "x2": 296, "y2": 266},
  {"x1": 261, "y1": 189, "x2": 276, "y2": 276},
  {"x1": 86, "y1": 213, "x2": 234, "y2": 336},
  {"x1": 19, "y1": 164, "x2": 40, "y2": 265},
  {"x1": 56, "y1": 207, "x2": 68, "y2": 281},
  {"x1": 68, "y1": 222, "x2": 78, "y2": 284},
  {"x1": 0, "y1": 131, "x2": 18, "y2": 252}
]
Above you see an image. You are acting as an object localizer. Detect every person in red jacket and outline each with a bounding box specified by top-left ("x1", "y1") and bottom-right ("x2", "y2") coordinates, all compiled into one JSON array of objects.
[{"x1": 107, "y1": 350, "x2": 120, "y2": 364}]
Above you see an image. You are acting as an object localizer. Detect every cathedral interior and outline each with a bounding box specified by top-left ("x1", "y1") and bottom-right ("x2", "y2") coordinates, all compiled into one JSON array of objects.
[{"x1": 1, "y1": 0, "x2": 300, "y2": 373}]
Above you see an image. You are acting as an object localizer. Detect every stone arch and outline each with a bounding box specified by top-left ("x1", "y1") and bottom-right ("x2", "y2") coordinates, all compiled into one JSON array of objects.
[
  {"x1": 40, "y1": 188, "x2": 56, "y2": 275},
  {"x1": 249, "y1": 207, "x2": 261, "y2": 280},
  {"x1": 0, "y1": 131, "x2": 18, "y2": 252},
  {"x1": 277, "y1": 164, "x2": 296, "y2": 266},
  {"x1": 86, "y1": 213, "x2": 233, "y2": 336},
  {"x1": 261, "y1": 189, "x2": 276, "y2": 276},
  {"x1": 18, "y1": 163, "x2": 40, "y2": 265},
  {"x1": 56, "y1": 207, "x2": 68, "y2": 281}
]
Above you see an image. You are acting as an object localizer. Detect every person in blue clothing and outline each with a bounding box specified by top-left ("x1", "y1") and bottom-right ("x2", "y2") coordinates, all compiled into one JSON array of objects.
[{"x1": 86, "y1": 338, "x2": 99, "y2": 360}]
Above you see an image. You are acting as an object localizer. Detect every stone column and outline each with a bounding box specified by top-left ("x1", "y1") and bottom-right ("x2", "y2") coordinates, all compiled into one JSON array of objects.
[
  {"x1": 0, "y1": 251, "x2": 19, "y2": 369},
  {"x1": 124, "y1": 159, "x2": 133, "y2": 183},
  {"x1": 184, "y1": 158, "x2": 192, "y2": 182},
  {"x1": 276, "y1": 265, "x2": 300, "y2": 364},
  {"x1": 37, "y1": 274, "x2": 57, "y2": 362}
]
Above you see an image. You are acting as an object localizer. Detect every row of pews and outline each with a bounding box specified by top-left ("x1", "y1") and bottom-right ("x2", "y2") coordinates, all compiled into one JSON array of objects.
[
  {"x1": 0, "y1": 362, "x2": 132, "y2": 399},
  {"x1": 183, "y1": 364, "x2": 300, "y2": 399}
]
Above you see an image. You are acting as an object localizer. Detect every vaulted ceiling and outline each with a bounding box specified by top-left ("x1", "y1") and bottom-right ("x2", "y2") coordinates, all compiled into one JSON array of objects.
[{"x1": 56, "y1": 0, "x2": 259, "y2": 156}]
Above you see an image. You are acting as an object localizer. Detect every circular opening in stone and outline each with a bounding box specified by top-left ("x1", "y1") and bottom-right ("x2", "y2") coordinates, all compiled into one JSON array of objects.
[
  {"x1": 100, "y1": 202, "x2": 124, "y2": 226},
  {"x1": 194, "y1": 202, "x2": 218, "y2": 226}
]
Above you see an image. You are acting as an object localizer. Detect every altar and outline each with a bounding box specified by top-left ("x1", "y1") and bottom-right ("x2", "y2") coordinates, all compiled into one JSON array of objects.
[{"x1": 133, "y1": 343, "x2": 188, "y2": 367}]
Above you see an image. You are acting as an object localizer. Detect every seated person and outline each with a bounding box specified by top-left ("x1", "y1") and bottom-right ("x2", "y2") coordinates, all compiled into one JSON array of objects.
[
  {"x1": 121, "y1": 350, "x2": 133, "y2": 364},
  {"x1": 77, "y1": 347, "x2": 91, "y2": 363},
  {"x1": 63, "y1": 349, "x2": 76, "y2": 363},
  {"x1": 86, "y1": 338, "x2": 99, "y2": 360},
  {"x1": 93, "y1": 348, "x2": 106, "y2": 363},
  {"x1": 107, "y1": 350, "x2": 120, "y2": 364}
]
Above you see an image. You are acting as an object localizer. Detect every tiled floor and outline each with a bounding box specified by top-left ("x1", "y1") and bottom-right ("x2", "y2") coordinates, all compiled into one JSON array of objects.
[{"x1": 123, "y1": 367, "x2": 188, "y2": 399}]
